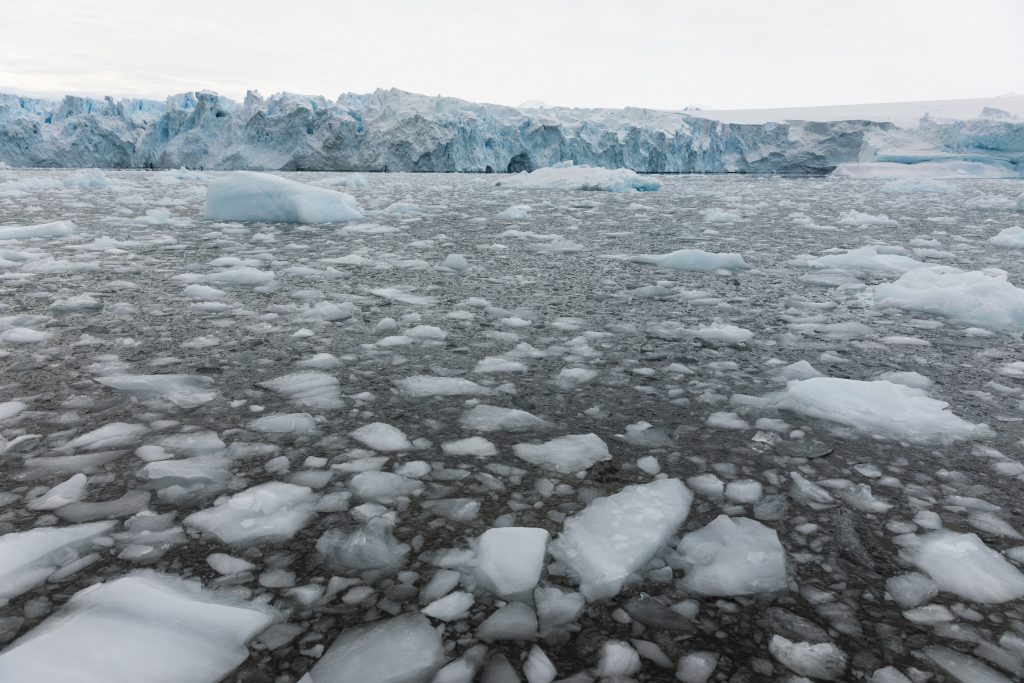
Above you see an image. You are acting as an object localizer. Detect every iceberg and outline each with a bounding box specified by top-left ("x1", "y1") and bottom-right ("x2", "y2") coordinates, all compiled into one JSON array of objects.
[
  {"x1": 502, "y1": 163, "x2": 661, "y2": 192},
  {"x1": 204, "y1": 171, "x2": 362, "y2": 223}
]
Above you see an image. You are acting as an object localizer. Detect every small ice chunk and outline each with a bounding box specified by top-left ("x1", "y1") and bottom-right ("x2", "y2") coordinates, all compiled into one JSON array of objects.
[
  {"x1": 990, "y1": 226, "x2": 1024, "y2": 248},
  {"x1": 0, "y1": 220, "x2": 75, "y2": 240},
  {"x1": 307, "y1": 613, "x2": 445, "y2": 682},
  {"x1": 260, "y1": 372, "x2": 342, "y2": 409},
  {"x1": 0, "y1": 572, "x2": 276, "y2": 683},
  {"x1": 350, "y1": 422, "x2": 412, "y2": 451},
  {"x1": 63, "y1": 422, "x2": 148, "y2": 451},
  {"x1": 691, "y1": 323, "x2": 754, "y2": 344},
  {"x1": 513, "y1": 433, "x2": 610, "y2": 473},
  {"x1": 477, "y1": 527, "x2": 549, "y2": 597},
  {"x1": 503, "y1": 164, "x2": 661, "y2": 193},
  {"x1": 676, "y1": 652, "x2": 719, "y2": 683},
  {"x1": 911, "y1": 531, "x2": 1024, "y2": 603},
  {"x1": 441, "y1": 436, "x2": 497, "y2": 457},
  {"x1": 596, "y1": 640, "x2": 641, "y2": 678},
  {"x1": 207, "y1": 553, "x2": 255, "y2": 576},
  {"x1": 349, "y1": 471, "x2": 422, "y2": 503},
  {"x1": 550, "y1": 478, "x2": 693, "y2": 600},
  {"x1": 96, "y1": 374, "x2": 216, "y2": 408},
  {"x1": 396, "y1": 375, "x2": 491, "y2": 397},
  {"x1": 676, "y1": 515, "x2": 787, "y2": 596},
  {"x1": 27, "y1": 474, "x2": 87, "y2": 511}
]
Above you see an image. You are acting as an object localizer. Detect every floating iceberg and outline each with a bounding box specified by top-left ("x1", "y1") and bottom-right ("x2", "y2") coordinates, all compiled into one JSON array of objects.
[
  {"x1": 0, "y1": 572, "x2": 275, "y2": 683},
  {"x1": 204, "y1": 171, "x2": 362, "y2": 223},
  {"x1": 550, "y1": 478, "x2": 693, "y2": 600},
  {"x1": 626, "y1": 248, "x2": 747, "y2": 272},
  {"x1": 503, "y1": 164, "x2": 661, "y2": 192},
  {"x1": 306, "y1": 613, "x2": 445, "y2": 683},
  {"x1": 874, "y1": 266, "x2": 1024, "y2": 331}
]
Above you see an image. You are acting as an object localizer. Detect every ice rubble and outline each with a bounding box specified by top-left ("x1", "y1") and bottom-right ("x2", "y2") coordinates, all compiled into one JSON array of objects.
[
  {"x1": 0, "y1": 521, "x2": 115, "y2": 603},
  {"x1": 734, "y1": 377, "x2": 990, "y2": 445},
  {"x1": 304, "y1": 613, "x2": 445, "y2": 683},
  {"x1": 512, "y1": 433, "x2": 611, "y2": 473},
  {"x1": 910, "y1": 531, "x2": 1024, "y2": 603},
  {"x1": 204, "y1": 171, "x2": 362, "y2": 223},
  {"x1": 0, "y1": 572, "x2": 276, "y2": 683},
  {"x1": 550, "y1": 478, "x2": 693, "y2": 600},
  {"x1": 502, "y1": 163, "x2": 662, "y2": 192},
  {"x1": 676, "y1": 515, "x2": 787, "y2": 596},
  {"x1": 874, "y1": 266, "x2": 1024, "y2": 331}
]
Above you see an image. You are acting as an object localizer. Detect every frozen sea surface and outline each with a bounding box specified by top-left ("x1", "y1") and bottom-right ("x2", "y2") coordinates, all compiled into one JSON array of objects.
[{"x1": 0, "y1": 168, "x2": 1023, "y2": 682}]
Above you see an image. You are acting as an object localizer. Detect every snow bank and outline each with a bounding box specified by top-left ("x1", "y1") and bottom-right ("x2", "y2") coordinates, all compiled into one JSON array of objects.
[
  {"x1": 550, "y1": 478, "x2": 692, "y2": 600},
  {"x1": 676, "y1": 515, "x2": 787, "y2": 596},
  {"x1": 0, "y1": 572, "x2": 275, "y2": 683},
  {"x1": 627, "y1": 248, "x2": 747, "y2": 272},
  {"x1": 0, "y1": 220, "x2": 75, "y2": 240},
  {"x1": 874, "y1": 266, "x2": 1024, "y2": 331},
  {"x1": 503, "y1": 164, "x2": 661, "y2": 192},
  {"x1": 204, "y1": 171, "x2": 362, "y2": 223},
  {"x1": 736, "y1": 377, "x2": 990, "y2": 445}
]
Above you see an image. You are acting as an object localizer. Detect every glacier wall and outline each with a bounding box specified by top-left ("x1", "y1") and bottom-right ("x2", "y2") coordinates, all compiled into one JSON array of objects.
[{"x1": 0, "y1": 88, "x2": 1021, "y2": 174}]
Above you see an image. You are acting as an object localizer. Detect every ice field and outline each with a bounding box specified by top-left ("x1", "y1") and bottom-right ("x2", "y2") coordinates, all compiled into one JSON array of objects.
[{"x1": 0, "y1": 165, "x2": 1023, "y2": 682}]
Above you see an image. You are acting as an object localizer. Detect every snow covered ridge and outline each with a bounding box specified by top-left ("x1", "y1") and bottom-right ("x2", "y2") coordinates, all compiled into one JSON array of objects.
[{"x1": 4, "y1": 88, "x2": 1020, "y2": 174}]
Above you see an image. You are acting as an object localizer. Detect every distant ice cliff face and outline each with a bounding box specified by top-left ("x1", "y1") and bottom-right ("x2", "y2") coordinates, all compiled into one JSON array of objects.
[{"x1": 0, "y1": 88, "x2": 1020, "y2": 174}]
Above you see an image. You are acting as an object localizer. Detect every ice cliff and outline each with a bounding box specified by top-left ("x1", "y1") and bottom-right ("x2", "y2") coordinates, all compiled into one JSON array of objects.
[{"x1": 0, "y1": 88, "x2": 1020, "y2": 174}]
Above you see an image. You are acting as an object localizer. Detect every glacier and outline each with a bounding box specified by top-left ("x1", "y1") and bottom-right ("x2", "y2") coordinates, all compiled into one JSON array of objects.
[{"x1": 1, "y1": 88, "x2": 1021, "y2": 174}]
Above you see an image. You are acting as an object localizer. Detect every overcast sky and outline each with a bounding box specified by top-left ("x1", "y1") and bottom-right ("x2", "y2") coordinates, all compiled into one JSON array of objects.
[{"x1": 2, "y1": 0, "x2": 1021, "y2": 110}]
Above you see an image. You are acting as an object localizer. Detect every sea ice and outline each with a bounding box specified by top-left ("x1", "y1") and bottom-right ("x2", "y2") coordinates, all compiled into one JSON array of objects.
[
  {"x1": 205, "y1": 171, "x2": 362, "y2": 223},
  {"x1": 349, "y1": 422, "x2": 412, "y2": 451},
  {"x1": 911, "y1": 531, "x2": 1024, "y2": 603},
  {"x1": 0, "y1": 220, "x2": 75, "y2": 240},
  {"x1": 627, "y1": 248, "x2": 747, "y2": 272},
  {"x1": 305, "y1": 613, "x2": 445, "y2": 683},
  {"x1": 735, "y1": 377, "x2": 990, "y2": 445},
  {"x1": 676, "y1": 515, "x2": 787, "y2": 596},
  {"x1": 549, "y1": 478, "x2": 693, "y2": 599},
  {"x1": 96, "y1": 374, "x2": 217, "y2": 408},
  {"x1": 503, "y1": 163, "x2": 661, "y2": 192},
  {"x1": 0, "y1": 572, "x2": 276, "y2": 683},
  {"x1": 395, "y1": 375, "x2": 491, "y2": 397},
  {"x1": 989, "y1": 226, "x2": 1024, "y2": 248},
  {"x1": 0, "y1": 521, "x2": 115, "y2": 602},
  {"x1": 184, "y1": 482, "x2": 318, "y2": 546},
  {"x1": 476, "y1": 527, "x2": 550, "y2": 597},
  {"x1": 874, "y1": 266, "x2": 1024, "y2": 331},
  {"x1": 512, "y1": 433, "x2": 611, "y2": 473},
  {"x1": 460, "y1": 404, "x2": 548, "y2": 432}
]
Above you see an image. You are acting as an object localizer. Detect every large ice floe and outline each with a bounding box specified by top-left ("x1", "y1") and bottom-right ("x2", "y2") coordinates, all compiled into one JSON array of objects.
[
  {"x1": 204, "y1": 171, "x2": 362, "y2": 223},
  {"x1": 0, "y1": 572, "x2": 276, "y2": 683},
  {"x1": 550, "y1": 478, "x2": 693, "y2": 599},
  {"x1": 734, "y1": 377, "x2": 991, "y2": 444}
]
